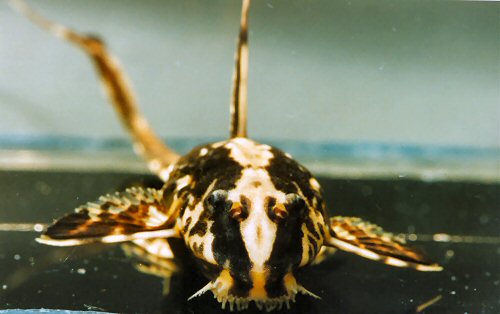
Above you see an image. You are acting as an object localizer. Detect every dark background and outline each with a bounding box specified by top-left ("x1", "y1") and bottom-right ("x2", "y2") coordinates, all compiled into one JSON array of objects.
[{"x1": 0, "y1": 170, "x2": 498, "y2": 313}]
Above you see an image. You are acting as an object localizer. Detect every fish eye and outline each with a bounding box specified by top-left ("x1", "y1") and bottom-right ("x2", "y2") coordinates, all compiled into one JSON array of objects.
[
  {"x1": 285, "y1": 193, "x2": 307, "y2": 216},
  {"x1": 204, "y1": 189, "x2": 229, "y2": 214}
]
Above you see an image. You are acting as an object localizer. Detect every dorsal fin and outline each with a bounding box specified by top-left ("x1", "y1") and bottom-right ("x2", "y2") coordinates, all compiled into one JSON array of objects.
[
  {"x1": 9, "y1": 0, "x2": 180, "y2": 180},
  {"x1": 230, "y1": 0, "x2": 251, "y2": 138}
]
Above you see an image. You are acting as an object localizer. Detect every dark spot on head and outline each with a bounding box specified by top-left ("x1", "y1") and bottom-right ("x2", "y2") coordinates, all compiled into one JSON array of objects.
[
  {"x1": 189, "y1": 220, "x2": 207, "y2": 237},
  {"x1": 172, "y1": 144, "x2": 244, "y2": 199},
  {"x1": 183, "y1": 217, "x2": 192, "y2": 234},
  {"x1": 190, "y1": 190, "x2": 232, "y2": 238},
  {"x1": 193, "y1": 242, "x2": 204, "y2": 255},
  {"x1": 285, "y1": 193, "x2": 307, "y2": 219},
  {"x1": 252, "y1": 181, "x2": 261, "y2": 188}
]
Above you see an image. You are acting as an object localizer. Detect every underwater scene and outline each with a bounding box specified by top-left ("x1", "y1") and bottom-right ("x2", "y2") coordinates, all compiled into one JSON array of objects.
[{"x1": 1, "y1": 0, "x2": 498, "y2": 313}]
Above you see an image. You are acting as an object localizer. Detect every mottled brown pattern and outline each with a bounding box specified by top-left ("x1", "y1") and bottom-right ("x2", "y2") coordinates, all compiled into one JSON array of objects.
[
  {"x1": 44, "y1": 187, "x2": 171, "y2": 240},
  {"x1": 330, "y1": 216, "x2": 436, "y2": 266},
  {"x1": 16, "y1": 0, "x2": 442, "y2": 308},
  {"x1": 193, "y1": 242, "x2": 204, "y2": 256}
]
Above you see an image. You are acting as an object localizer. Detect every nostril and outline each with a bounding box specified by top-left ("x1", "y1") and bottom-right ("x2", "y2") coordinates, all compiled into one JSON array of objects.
[
  {"x1": 273, "y1": 204, "x2": 288, "y2": 220},
  {"x1": 268, "y1": 203, "x2": 288, "y2": 223},
  {"x1": 229, "y1": 203, "x2": 248, "y2": 221}
]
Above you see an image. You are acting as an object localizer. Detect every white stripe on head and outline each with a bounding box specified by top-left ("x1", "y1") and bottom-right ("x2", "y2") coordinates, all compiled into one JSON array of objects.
[{"x1": 229, "y1": 168, "x2": 286, "y2": 271}]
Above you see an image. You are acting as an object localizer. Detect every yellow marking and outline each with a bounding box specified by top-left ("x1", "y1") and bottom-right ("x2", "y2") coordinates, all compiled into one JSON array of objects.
[
  {"x1": 309, "y1": 177, "x2": 321, "y2": 191},
  {"x1": 283, "y1": 273, "x2": 297, "y2": 291},
  {"x1": 219, "y1": 269, "x2": 233, "y2": 284},
  {"x1": 249, "y1": 271, "x2": 268, "y2": 299},
  {"x1": 274, "y1": 203, "x2": 287, "y2": 216},
  {"x1": 229, "y1": 202, "x2": 245, "y2": 221},
  {"x1": 176, "y1": 175, "x2": 192, "y2": 190},
  {"x1": 213, "y1": 269, "x2": 234, "y2": 301},
  {"x1": 300, "y1": 226, "x2": 312, "y2": 266},
  {"x1": 299, "y1": 212, "x2": 325, "y2": 266}
]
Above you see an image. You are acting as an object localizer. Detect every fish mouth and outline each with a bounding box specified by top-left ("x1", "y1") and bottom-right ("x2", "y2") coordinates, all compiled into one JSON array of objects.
[{"x1": 188, "y1": 270, "x2": 320, "y2": 312}]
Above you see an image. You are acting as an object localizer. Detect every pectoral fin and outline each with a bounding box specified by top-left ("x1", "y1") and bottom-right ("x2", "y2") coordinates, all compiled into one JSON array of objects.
[
  {"x1": 326, "y1": 216, "x2": 442, "y2": 271},
  {"x1": 37, "y1": 187, "x2": 179, "y2": 246}
]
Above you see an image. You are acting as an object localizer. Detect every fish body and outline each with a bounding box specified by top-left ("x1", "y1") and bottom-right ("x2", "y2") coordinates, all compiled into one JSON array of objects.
[{"x1": 11, "y1": 0, "x2": 442, "y2": 311}]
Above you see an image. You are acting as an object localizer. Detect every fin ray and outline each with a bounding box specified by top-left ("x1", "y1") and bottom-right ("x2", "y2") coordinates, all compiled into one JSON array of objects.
[
  {"x1": 230, "y1": 0, "x2": 251, "y2": 138},
  {"x1": 9, "y1": 0, "x2": 179, "y2": 178},
  {"x1": 38, "y1": 187, "x2": 180, "y2": 246},
  {"x1": 326, "y1": 216, "x2": 442, "y2": 271}
]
